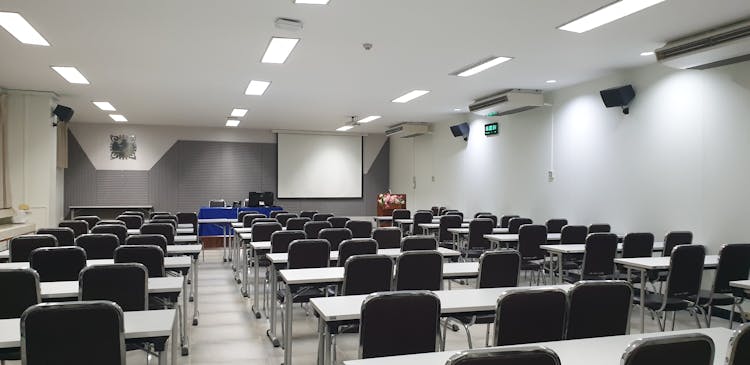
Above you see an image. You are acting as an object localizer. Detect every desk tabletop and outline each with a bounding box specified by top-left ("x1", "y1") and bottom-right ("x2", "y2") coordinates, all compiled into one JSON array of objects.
[
  {"x1": 173, "y1": 235, "x2": 198, "y2": 243},
  {"x1": 485, "y1": 233, "x2": 560, "y2": 242},
  {"x1": 447, "y1": 228, "x2": 508, "y2": 235},
  {"x1": 0, "y1": 256, "x2": 191, "y2": 270},
  {"x1": 729, "y1": 280, "x2": 750, "y2": 290},
  {"x1": 231, "y1": 222, "x2": 244, "y2": 228},
  {"x1": 127, "y1": 228, "x2": 194, "y2": 235},
  {"x1": 614, "y1": 255, "x2": 719, "y2": 270},
  {"x1": 249, "y1": 241, "x2": 271, "y2": 250},
  {"x1": 166, "y1": 244, "x2": 202, "y2": 255},
  {"x1": 70, "y1": 205, "x2": 153, "y2": 209},
  {"x1": 418, "y1": 223, "x2": 470, "y2": 229},
  {"x1": 267, "y1": 247, "x2": 461, "y2": 264},
  {"x1": 198, "y1": 218, "x2": 237, "y2": 224},
  {"x1": 373, "y1": 216, "x2": 393, "y2": 221},
  {"x1": 540, "y1": 242, "x2": 665, "y2": 254},
  {"x1": 0, "y1": 309, "x2": 176, "y2": 349},
  {"x1": 40, "y1": 276, "x2": 183, "y2": 299},
  {"x1": 280, "y1": 262, "x2": 479, "y2": 285},
  {"x1": 342, "y1": 327, "x2": 733, "y2": 365}
]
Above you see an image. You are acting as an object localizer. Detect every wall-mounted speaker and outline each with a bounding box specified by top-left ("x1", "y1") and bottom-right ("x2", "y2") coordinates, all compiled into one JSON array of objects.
[
  {"x1": 52, "y1": 104, "x2": 74, "y2": 125},
  {"x1": 450, "y1": 122, "x2": 470, "y2": 141},
  {"x1": 600, "y1": 85, "x2": 635, "y2": 114}
]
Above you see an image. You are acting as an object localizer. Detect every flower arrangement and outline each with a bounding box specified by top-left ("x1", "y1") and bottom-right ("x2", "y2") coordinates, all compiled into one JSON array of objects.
[{"x1": 377, "y1": 192, "x2": 406, "y2": 210}]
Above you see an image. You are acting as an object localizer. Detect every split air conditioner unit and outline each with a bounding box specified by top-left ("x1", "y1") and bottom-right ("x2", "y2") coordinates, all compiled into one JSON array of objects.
[
  {"x1": 468, "y1": 89, "x2": 544, "y2": 116},
  {"x1": 656, "y1": 18, "x2": 750, "y2": 70},
  {"x1": 385, "y1": 123, "x2": 430, "y2": 138}
]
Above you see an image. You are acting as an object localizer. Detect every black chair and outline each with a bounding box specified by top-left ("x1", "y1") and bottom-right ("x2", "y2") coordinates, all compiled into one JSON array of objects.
[
  {"x1": 270, "y1": 231, "x2": 307, "y2": 253},
  {"x1": 621, "y1": 333, "x2": 714, "y2": 365},
  {"x1": 618, "y1": 233, "x2": 655, "y2": 279},
  {"x1": 79, "y1": 264, "x2": 148, "y2": 311},
  {"x1": 269, "y1": 210, "x2": 287, "y2": 219},
  {"x1": 276, "y1": 213, "x2": 298, "y2": 227},
  {"x1": 304, "y1": 221, "x2": 332, "y2": 239},
  {"x1": 74, "y1": 215, "x2": 101, "y2": 228},
  {"x1": 401, "y1": 235, "x2": 438, "y2": 251},
  {"x1": 20, "y1": 301, "x2": 126, "y2": 365},
  {"x1": 662, "y1": 231, "x2": 693, "y2": 257},
  {"x1": 635, "y1": 244, "x2": 706, "y2": 331},
  {"x1": 253, "y1": 222, "x2": 283, "y2": 242},
  {"x1": 149, "y1": 211, "x2": 171, "y2": 219},
  {"x1": 237, "y1": 210, "x2": 259, "y2": 224},
  {"x1": 508, "y1": 217, "x2": 533, "y2": 234},
  {"x1": 588, "y1": 223, "x2": 611, "y2": 233},
  {"x1": 493, "y1": 288, "x2": 567, "y2": 346},
  {"x1": 517, "y1": 225, "x2": 547, "y2": 285},
  {"x1": 116, "y1": 215, "x2": 143, "y2": 230},
  {"x1": 124, "y1": 234, "x2": 168, "y2": 253},
  {"x1": 445, "y1": 210, "x2": 464, "y2": 219},
  {"x1": 338, "y1": 238, "x2": 378, "y2": 267},
  {"x1": 0, "y1": 269, "x2": 41, "y2": 319},
  {"x1": 728, "y1": 323, "x2": 750, "y2": 365},
  {"x1": 91, "y1": 224, "x2": 128, "y2": 245},
  {"x1": 122, "y1": 211, "x2": 145, "y2": 219},
  {"x1": 9, "y1": 235, "x2": 57, "y2": 262},
  {"x1": 313, "y1": 213, "x2": 334, "y2": 222},
  {"x1": 499, "y1": 215, "x2": 519, "y2": 228},
  {"x1": 438, "y1": 215, "x2": 462, "y2": 249},
  {"x1": 412, "y1": 211, "x2": 433, "y2": 234},
  {"x1": 360, "y1": 291, "x2": 440, "y2": 359},
  {"x1": 693, "y1": 243, "x2": 750, "y2": 327},
  {"x1": 346, "y1": 220, "x2": 373, "y2": 238},
  {"x1": 176, "y1": 212, "x2": 198, "y2": 234},
  {"x1": 114, "y1": 245, "x2": 166, "y2": 278},
  {"x1": 463, "y1": 218, "x2": 493, "y2": 259},
  {"x1": 286, "y1": 217, "x2": 311, "y2": 231},
  {"x1": 372, "y1": 227, "x2": 402, "y2": 249},
  {"x1": 59, "y1": 220, "x2": 89, "y2": 237},
  {"x1": 242, "y1": 213, "x2": 268, "y2": 228},
  {"x1": 559, "y1": 225, "x2": 587, "y2": 244},
  {"x1": 75, "y1": 233, "x2": 120, "y2": 259},
  {"x1": 395, "y1": 251, "x2": 443, "y2": 290},
  {"x1": 566, "y1": 280, "x2": 632, "y2": 339},
  {"x1": 342, "y1": 254, "x2": 393, "y2": 295},
  {"x1": 209, "y1": 199, "x2": 225, "y2": 207},
  {"x1": 140, "y1": 223, "x2": 175, "y2": 246},
  {"x1": 445, "y1": 346, "x2": 561, "y2": 365},
  {"x1": 564, "y1": 233, "x2": 618, "y2": 283},
  {"x1": 447, "y1": 251, "x2": 521, "y2": 348},
  {"x1": 36, "y1": 227, "x2": 75, "y2": 246},
  {"x1": 29, "y1": 246, "x2": 87, "y2": 282},
  {"x1": 476, "y1": 214, "x2": 498, "y2": 228},
  {"x1": 299, "y1": 210, "x2": 318, "y2": 219},
  {"x1": 150, "y1": 218, "x2": 177, "y2": 229},
  {"x1": 96, "y1": 219, "x2": 126, "y2": 227},
  {"x1": 327, "y1": 216, "x2": 350, "y2": 228},
  {"x1": 318, "y1": 228, "x2": 352, "y2": 251},
  {"x1": 392, "y1": 209, "x2": 411, "y2": 234},
  {"x1": 473, "y1": 212, "x2": 492, "y2": 218},
  {"x1": 545, "y1": 219, "x2": 568, "y2": 234}
]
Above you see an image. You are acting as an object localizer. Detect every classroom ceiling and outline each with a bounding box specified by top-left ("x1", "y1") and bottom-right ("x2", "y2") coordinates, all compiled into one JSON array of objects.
[{"x1": 1, "y1": 0, "x2": 750, "y2": 133}]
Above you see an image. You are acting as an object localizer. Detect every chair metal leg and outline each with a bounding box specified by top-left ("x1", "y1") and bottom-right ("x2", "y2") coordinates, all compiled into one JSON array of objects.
[
  {"x1": 691, "y1": 308, "x2": 702, "y2": 329},
  {"x1": 671, "y1": 310, "x2": 677, "y2": 331},
  {"x1": 441, "y1": 319, "x2": 448, "y2": 351},
  {"x1": 331, "y1": 334, "x2": 337, "y2": 365},
  {"x1": 462, "y1": 323, "x2": 473, "y2": 349},
  {"x1": 485, "y1": 323, "x2": 491, "y2": 347}
]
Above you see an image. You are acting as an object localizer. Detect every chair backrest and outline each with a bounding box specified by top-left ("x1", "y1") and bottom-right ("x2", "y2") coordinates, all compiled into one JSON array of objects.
[
  {"x1": 91, "y1": 224, "x2": 128, "y2": 245},
  {"x1": 438, "y1": 215, "x2": 462, "y2": 242},
  {"x1": 493, "y1": 288, "x2": 567, "y2": 346},
  {"x1": 662, "y1": 231, "x2": 693, "y2": 257},
  {"x1": 665, "y1": 244, "x2": 706, "y2": 301},
  {"x1": 508, "y1": 217, "x2": 533, "y2": 234},
  {"x1": 517, "y1": 225, "x2": 547, "y2": 260},
  {"x1": 431, "y1": 207, "x2": 440, "y2": 215},
  {"x1": 476, "y1": 214, "x2": 498, "y2": 228},
  {"x1": 588, "y1": 223, "x2": 611, "y2": 233},
  {"x1": 313, "y1": 213, "x2": 334, "y2": 222},
  {"x1": 116, "y1": 215, "x2": 143, "y2": 230},
  {"x1": 713, "y1": 243, "x2": 750, "y2": 294},
  {"x1": 438, "y1": 207, "x2": 448, "y2": 215},
  {"x1": 621, "y1": 333, "x2": 714, "y2": 365},
  {"x1": 237, "y1": 210, "x2": 260, "y2": 222},
  {"x1": 270, "y1": 230, "x2": 307, "y2": 253},
  {"x1": 176, "y1": 212, "x2": 197, "y2": 234},
  {"x1": 252, "y1": 222, "x2": 283, "y2": 242},
  {"x1": 269, "y1": 210, "x2": 286, "y2": 218},
  {"x1": 346, "y1": 220, "x2": 373, "y2": 238},
  {"x1": 36, "y1": 227, "x2": 75, "y2": 246},
  {"x1": 342, "y1": 254, "x2": 393, "y2": 295},
  {"x1": 286, "y1": 217, "x2": 311, "y2": 231},
  {"x1": 327, "y1": 216, "x2": 350, "y2": 228},
  {"x1": 304, "y1": 221, "x2": 333, "y2": 239},
  {"x1": 79, "y1": 263, "x2": 148, "y2": 311},
  {"x1": 114, "y1": 245, "x2": 166, "y2": 278},
  {"x1": 276, "y1": 213, "x2": 298, "y2": 227},
  {"x1": 545, "y1": 219, "x2": 568, "y2": 234},
  {"x1": 9, "y1": 234, "x2": 58, "y2": 262},
  {"x1": 21, "y1": 301, "x2": 126, "y2": 365},
  {"x1": 96, "y1": 219, "x2": 126, "y2": 227},
  {"x1": 287, "y1": 239, "x2": 331, "y2": 269},
  {"x1": 242, "y1": 213, "x2": 269, "y2": 227},
  {"x1": 728, "y1": 323, "x2": 750, "y2": 365},
  {"x1": 445, "y1": 211, "x2": 464, "y2": 220},
  {"x1": 473, "y1": 212, "x2": 492, "y2": 218},
  {"x1": 395, "y1": 251, "x2": 443, "y2": 290},
  {"x1": 401, "y1": 235, "x2": 438, "y2": 251},
  {"x1": 566, "y1": 280, "x2": 632, "y2": 339},
  {"x1": 122, "y1": 211, "x2": 145, "y2": 218},
  {"x1": 150, "y1": 218, "x2": 177, "y2": 229},
  {"x1": 140, "y1": 223, "x2": 175, "y2": 245},
  {"x1": 559, "y1": 225, "x2": 588, "y2": 245},
  {"x1": 75, "y1": 233, "x2": 120, "y2": 259},
  {"x1": 29, "y1": 246, "x2": 87, "y2": 282},
  {"x1": 499, "y1": 215, "x2": 519, "y2": 228},
  {"x1": 300, "y1": 210, "x2": 318, "y2": 219},
  {"x1": 338, "y1": 238, "x2": 378, "y2": 267},
  {"x1": 318, "y1": 228, "x2": 352, "y2": 251},
  {"x1": 477, "y1": 250, "x2": 521, "y2": 288},
  {"x1": 359, "y1": 291, "x2": 440, "y2": 359},
  {"x1": 413, "y1": 211, "x2": 433, "y2": 226},
  {"x1": 621, "y1": 232, "x2": 655, "y2": 258},
  {"x1": 149, "y1": 211, "x2": 171, "y2": 219},
  {"x1": 580, "y1": 233, "x2": 619, "y2": 277},
  {"x1": 74, "y1": 215, "x2": 101, "y2": 228},
  {"x1": 0, "y1": 269, "x2": 41, "y2": 319},
  {"x1": 467, "y1": 218, "x2": 493, "y2": 250},
  {"x1": 209, "y1": 199, "x2": 226, "y2": 207},
  {"x1": 391, "y1": 209, "x2": 411, "y2": 220},
  {"x1": 445, "y1": 346, "x2": 562, "y2": 365},
  {"x1": 58, "y1": 220, "x2": 89, "y2": 237},
  {"x1": 124, "y1": 234, "x2": 168, "y2": 253},
  {"x1": 372, "y1": 227, "x2": 402, "y2": 249}
]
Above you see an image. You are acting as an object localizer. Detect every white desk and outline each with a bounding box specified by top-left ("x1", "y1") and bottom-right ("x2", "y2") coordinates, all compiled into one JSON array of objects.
[
  {"x1": 614, "y1": 255, "x2": 719, "y2": 333},
  {"x1": 127, "y1": 228, "x2": 194, "y2": 235},
  {"x1": 266, "y1": 247, "x2": 460, "y2": 265},
  {"x1": 373, "y1": 216, "x2": 392, "y2": 227},
  {"x1": 0, "y1": 309, "x2": 179, "y2": 365},
  {"x1": 418, "y1": 222, "x2": 469, "y2": 235},
  {"x1": 279, "y1": 262, "x2": 479, "y2": 285},
  {"x1": 449, "y1": 228, "x2": 509, "y2": 249},
  {"x1": 730, "y1": 279, "x2": 750, "y2": 291},
  {"x1": 342, "y1": 327, "x2": 733, "y2": 365},
  {"x1": 40, "y1": 276, "x2": 183, "y2": 299},
  {"x1": 197, "y1": 218, "x2": 236, "y2": 262},
  {"x1": 69, "y1": 205, "x2": 153, "y2": 219}
]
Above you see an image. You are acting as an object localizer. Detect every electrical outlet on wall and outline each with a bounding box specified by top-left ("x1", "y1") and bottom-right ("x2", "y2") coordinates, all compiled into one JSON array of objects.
[{"x1": 547, "y1": 170, "x2": 555, "y2": 182}]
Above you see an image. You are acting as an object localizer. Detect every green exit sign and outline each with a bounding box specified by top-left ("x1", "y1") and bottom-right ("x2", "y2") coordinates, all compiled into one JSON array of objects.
[{"x1": 485, "y1": 122, "x2": 499, "y2": 136}]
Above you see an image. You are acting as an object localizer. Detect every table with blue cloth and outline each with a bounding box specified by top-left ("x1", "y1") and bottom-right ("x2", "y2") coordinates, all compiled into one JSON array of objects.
[{"x1": 198, "y1": 206, "x2": 284, "y2": 236}]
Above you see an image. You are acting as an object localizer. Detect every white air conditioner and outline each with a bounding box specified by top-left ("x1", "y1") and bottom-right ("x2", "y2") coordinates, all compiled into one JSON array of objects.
[
  {"x1": 656, "y1": 19, "x2": 750, "y2": 70},
  {"x1": 469, "y1": 89, "x2": 544, "y2": 116},
  {"x1": 385, "y1": 123, "x2": 430, "y2": 138}
]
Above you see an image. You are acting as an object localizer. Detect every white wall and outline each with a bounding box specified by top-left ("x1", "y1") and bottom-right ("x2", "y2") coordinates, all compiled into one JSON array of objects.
[{"x1": 390, "y1": 61, "x2": 750, "y2": 255}]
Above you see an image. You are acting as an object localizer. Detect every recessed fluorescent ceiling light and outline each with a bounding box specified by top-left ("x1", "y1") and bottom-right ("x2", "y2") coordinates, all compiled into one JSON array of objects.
[
  {"x1": 262, "y1": 37, "x2": 300, "y2": 64},
  {"x1": 92, "y1": 101, "x2": 116, "y2": 111},
  {"x1": 336, "y1": 125, "x2": 354, "y2": 131},
  {"x1": 245, "y1": 80, "x2": 271, "y2": 95},
  {"x1": 294, "y1": 0, "x2": 330, "y2": 4},
  {"x1": 0, "y1": 12, "x2": 49, "y2": 46},
  {"x1": 226, "y1": 119, "x2": 241, "y2": 127},
  {"x1": 231, "y1": 108, "x2": 248, "y2": 117},
  {"x1": 357, "y1": 115, "x2": 381, "y2": 124},
  {"x1": 456, "y1": 56, "x2": 513, "y2": 77},
  {"x1": 109, "y1": 114, "x2": 127, "y2": 122},
  {"x1": 640, "y1": 51, "x2": 655, "y2": 56},
  {"x1": 392, "y1": 90, "x2": 430, "y2": 103},
  {"x1": 51, "y1": 66, "x2": 90, "y2": 84},
  {"x1": 558, "y1": 0, "x2": 665, "y2": 33},
  {"x1": 546, "y1": 80, "x2": 557, "y2": 84},
  {"x1": 453, "y1": 108, "x2": 462, "y2": 111}
]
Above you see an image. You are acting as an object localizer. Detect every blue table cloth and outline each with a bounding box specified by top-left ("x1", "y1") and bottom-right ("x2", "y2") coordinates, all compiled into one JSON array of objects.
[{"x1": 198, "y1": 206, "x2": 284, "y2": 236}]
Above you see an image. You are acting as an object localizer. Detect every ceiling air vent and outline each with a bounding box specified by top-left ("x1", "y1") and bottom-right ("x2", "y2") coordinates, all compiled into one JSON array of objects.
[
  {"x1": 468, "y1": 89, "x2": 544, "y2": 116},
  {"x1": 656, "y1": 18, "x2": 750, "y2": 70},
  {"x1": 385, "y1": 123, "x2": 430, "y2": 138}
]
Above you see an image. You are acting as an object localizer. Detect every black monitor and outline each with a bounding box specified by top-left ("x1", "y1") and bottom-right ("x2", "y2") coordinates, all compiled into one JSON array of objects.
[
  {"x1": 248, "y1": 192, "x2": 262, "y2": 207},
  {"x1": 262, "y1": 192, "x2": 274, "y2": 207}
]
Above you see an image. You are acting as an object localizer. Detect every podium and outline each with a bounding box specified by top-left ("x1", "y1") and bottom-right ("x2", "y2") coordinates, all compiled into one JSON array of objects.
[{"x1": 376, "y1": 193, "x2": 406, "y2": 224}]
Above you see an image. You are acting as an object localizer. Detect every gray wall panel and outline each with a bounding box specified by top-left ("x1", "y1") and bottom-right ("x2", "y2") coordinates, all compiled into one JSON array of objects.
[
  {"x1": 64, "y1": 133, "x2": 97, "y2": 208},
  {"x1": 95, "y1": 170, "x2": 149, "y2": 206}
]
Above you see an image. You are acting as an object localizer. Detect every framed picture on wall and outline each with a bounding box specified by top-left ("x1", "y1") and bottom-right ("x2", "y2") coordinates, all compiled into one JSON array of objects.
[{"x1": 110, "y1": 134, "x2": 137, "y2": 160}]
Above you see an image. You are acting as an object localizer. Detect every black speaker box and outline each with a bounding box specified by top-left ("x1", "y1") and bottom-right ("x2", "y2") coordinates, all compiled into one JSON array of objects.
[
  {"x1": 600, "y1": 85, "x2": 636, "y2": 108},
  {"x1": 53, "y1": 105, "x2": 74, "y2": 122},
  {"x1": 450, "y1": 123, "x2": 470, "y2": 138}
]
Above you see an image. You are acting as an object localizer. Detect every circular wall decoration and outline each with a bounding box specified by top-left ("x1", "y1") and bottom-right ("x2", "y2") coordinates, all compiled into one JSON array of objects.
[{"x1": 109, "y1": 134, "x2": 137, "y2": 160}]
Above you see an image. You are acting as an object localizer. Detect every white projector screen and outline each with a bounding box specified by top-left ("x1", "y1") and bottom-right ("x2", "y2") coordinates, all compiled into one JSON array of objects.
[{"x1": 277, "y1": 133, "x2": 363, "y2": 198}]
